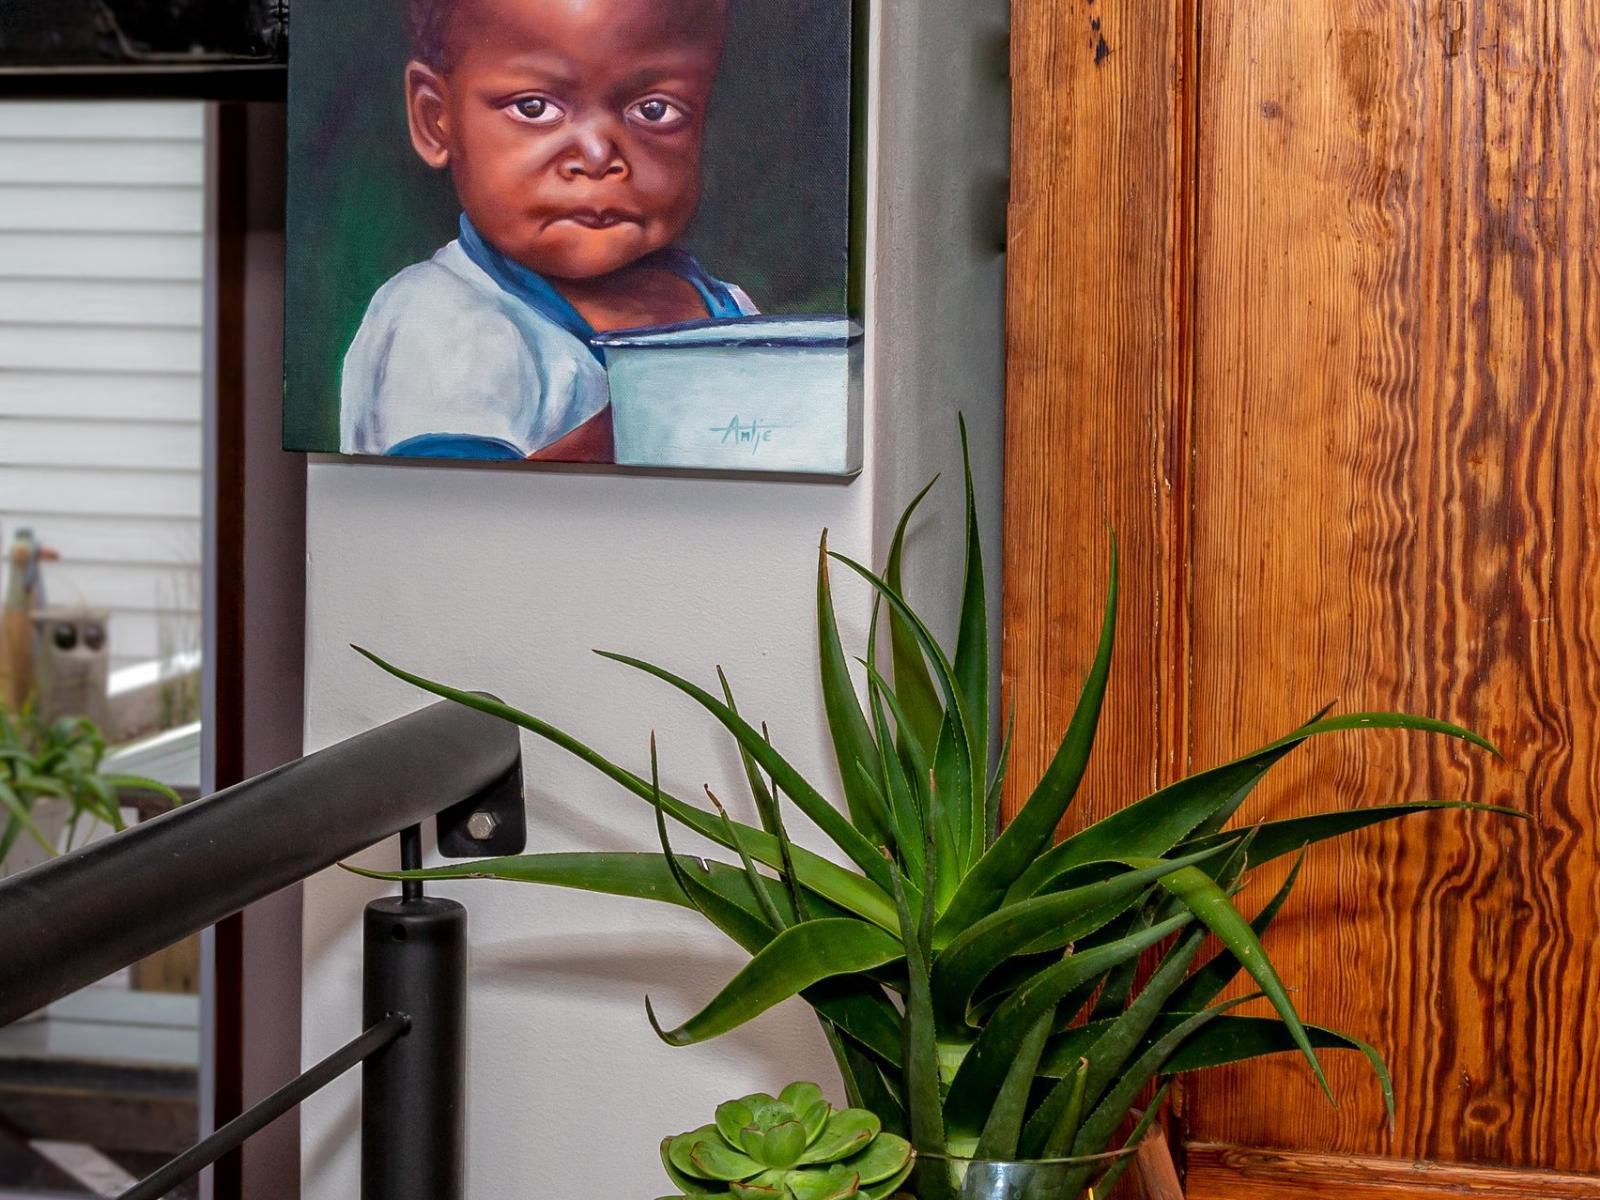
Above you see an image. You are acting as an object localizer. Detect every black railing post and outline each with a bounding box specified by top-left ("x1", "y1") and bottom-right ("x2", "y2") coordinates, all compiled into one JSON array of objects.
[{"x1": 361, "y1": 843, "x2": 466, "y2": 1200}]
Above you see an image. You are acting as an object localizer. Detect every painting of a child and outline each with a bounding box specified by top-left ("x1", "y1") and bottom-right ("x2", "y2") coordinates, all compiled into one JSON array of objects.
[{"x1": 286, "y1": 0, "x2": 862, "y2": 473}]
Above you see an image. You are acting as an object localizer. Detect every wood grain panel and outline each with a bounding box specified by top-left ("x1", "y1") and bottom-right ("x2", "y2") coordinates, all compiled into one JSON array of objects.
[
  {"x1": 1002, "y1": 0, "x2": 1192, "y2": 823},
  {"x1": 1186, "y1": 1145, "x2": 1600, "y2": 1199},
  {"x1": 1004, "y1": 0, "x2": 1600, "y2": 1185},
  {"x1": 1183, "y1": 0, "x2": 1600, "y2": 1171}
]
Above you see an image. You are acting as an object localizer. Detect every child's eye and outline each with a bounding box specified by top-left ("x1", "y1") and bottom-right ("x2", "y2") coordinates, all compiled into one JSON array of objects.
[
  {"x1": 506, "y1": 96, "x2": 564, "y2": 126},
  {"x1": 627, "y1": 98, "x2": 688, "y2": 129}
]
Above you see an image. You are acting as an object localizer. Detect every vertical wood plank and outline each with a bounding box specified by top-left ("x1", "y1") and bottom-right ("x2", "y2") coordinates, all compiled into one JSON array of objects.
[{"x1": 1002, "y1": 0, "x2": 1191, "y2": 826}]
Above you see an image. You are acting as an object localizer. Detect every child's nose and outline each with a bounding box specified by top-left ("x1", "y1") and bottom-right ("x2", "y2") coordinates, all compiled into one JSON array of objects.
[{"x1": 559, "y1": 124, "x2": 628, "y2": 181}]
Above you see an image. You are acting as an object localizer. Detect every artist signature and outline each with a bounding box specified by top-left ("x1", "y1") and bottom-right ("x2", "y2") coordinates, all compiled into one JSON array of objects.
[{"x1": 710, "y1": 416, "x2": 792, "y2": 455}]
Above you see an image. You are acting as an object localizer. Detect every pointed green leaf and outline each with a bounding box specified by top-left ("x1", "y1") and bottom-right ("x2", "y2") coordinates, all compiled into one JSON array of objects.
[
  {"x1": 1158, "y1": 866, "x2": 1331, "y2": 1101},
  {"x1": 597, "y1": 650, "x2": 899, "y2": 898},
  {"x1": 353, "y1": 647, "x2": 898, "y2": 930},
  {"x1": 1182, "y1": 801, "x2": 1525, "y2": 869},
  {"x1": 890, "y1": 864, "x2": 953, "y2": 1200},
  {"x1": 1039, "y1": 1056, "x2": 1091, "y2": 1159},
  {"x1": 884, "y1": 478, "x2": 943, "y2": 754},
  {"x1": 930, "y1": 843, "x2": 1232, "y2": 1027},
  {"x1": 972, "y1": 1011, "x2": 1051, "y2": 1161},
  {"x1": 986, "y1": 704, "x2": 1016, "y2": 847},
  {"x1": 646, "y1": 919, "x2": 903, "y2": 1047},
  {"x1": 944, "y1": 911, "x2": 1191, "y2": 1135},
  {"x1": 1088, "y1": 1084, "x2": 1172, "y2": 1199},
  {"x1": 1160, "y1": 1017, "x2": 1394, "y2": 1121},
  {"x1": 818, "y1": 533, "x2": 892, "y2": 847},
  {"x1": 951, "y1": 416, "x2": 990, "y2": 850},
  {"x1": 939, "y1": 541, "x2": 1116, "y2": 934},
  {"x1": 828, "y1": 554, "x2": 980, "y2": 908},
  {"x1": 1167, "y1": 849, "x2": 1305, "y2": 1014}
]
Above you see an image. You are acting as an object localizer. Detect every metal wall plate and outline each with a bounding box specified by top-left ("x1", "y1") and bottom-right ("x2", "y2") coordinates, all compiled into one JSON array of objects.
[{"x1": 435, "y1": 762, "x2": 526, "y2": 858}]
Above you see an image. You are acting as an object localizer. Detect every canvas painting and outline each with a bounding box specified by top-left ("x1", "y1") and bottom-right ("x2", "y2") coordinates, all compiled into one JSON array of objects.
[{"x1": 284, "y1": 0, "x2": 865, "y2": 475}]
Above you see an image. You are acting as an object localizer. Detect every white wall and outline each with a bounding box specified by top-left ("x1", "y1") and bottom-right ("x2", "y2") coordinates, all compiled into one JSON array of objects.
[
  {"x1": 0, "y1": 102, "x2": 205, "y2": 671},
  {"x1": 298, "y1": 2, "x2": 1008, "y2": 1195}
]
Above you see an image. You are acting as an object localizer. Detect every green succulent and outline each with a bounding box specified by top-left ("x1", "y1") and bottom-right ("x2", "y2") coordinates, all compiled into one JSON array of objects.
[
  {"x1": 659, "y1": 1082, "x2": 913, "y2": 1200},
  {"x1": 356, "y1": 419, "x2": 1521, "y2": 1200}
]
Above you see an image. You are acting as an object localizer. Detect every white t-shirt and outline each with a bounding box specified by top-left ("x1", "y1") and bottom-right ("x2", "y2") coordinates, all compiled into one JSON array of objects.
[{"x1": 340, "y1": 237, "x2": 757, "y2": 459}]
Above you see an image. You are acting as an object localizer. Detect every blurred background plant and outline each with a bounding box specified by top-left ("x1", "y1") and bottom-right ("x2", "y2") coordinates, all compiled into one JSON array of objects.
[{"x1": 0, "y1": 698, "x2": 180, "y2": 873}]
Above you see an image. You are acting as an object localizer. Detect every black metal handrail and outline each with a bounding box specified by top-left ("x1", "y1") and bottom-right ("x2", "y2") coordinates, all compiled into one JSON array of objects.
[{"x1": 0, "y1": 699, "x2": 525, "y2": 1200}]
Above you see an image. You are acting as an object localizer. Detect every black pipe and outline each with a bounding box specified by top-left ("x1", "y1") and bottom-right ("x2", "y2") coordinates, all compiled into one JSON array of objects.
[
  {"x1": 0, "y1": 699, "x2": 519, "y2": 1024},
  {"x1": 117, "y1": 1013, "x2": 410, "y2": 1200},
  {"x1": 362, "y1": 896, "x2": 466, "y2": 1200}
]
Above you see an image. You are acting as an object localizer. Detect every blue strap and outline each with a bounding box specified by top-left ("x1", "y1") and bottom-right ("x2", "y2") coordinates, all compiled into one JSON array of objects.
[
  {"x1": 455, "y1": 216, "x2": 744, "y2": 364},
  {"x1": 457, "y1": 215, "x2": 603, "y2": 362}
]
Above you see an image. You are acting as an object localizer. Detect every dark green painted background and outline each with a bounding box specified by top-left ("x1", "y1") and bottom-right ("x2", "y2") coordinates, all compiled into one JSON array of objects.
[{"x1": 283, "y1": 0, "x2": 856, "y2": 451}]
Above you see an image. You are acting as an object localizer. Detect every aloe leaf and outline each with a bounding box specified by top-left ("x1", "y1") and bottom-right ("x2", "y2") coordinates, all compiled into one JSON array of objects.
[
  {"x1": 929, "y1": 714, "x2": 973, "y2": 893},
  {"x1": 818, "y1": 534, "x2": 892, "y2": 847},
  {"x1": 1039, "y1": 1057, "x2": 1091, "y2": 1159},
  {"x1": 862, "y1": 665, "x2": 924, "y2": 882},
  {"x1": 1158, "y1": 866, "x2": 1331, "y2": 1100},
  {"x1": 930, "y1": 843, "x2": 1231, "y2": 1027},
  {"x1": 1159, "y1": 1016, "x2": 1394, "y2": 1122},
  {"x1": 1088, "y1": 1083, "x2": 1172, "y2": 1199},
  {"x1": 884, "y1": 478, "x2": 943, "y2": 754},
  {"x1": 719, "y1": 674, "x2": 813, "y2": 922},
  {"x1": 646, "y1": 918, "x2": 904, "y2": 1047},
  {"x1": 986, "y1": 704, "x2": 1016, "y2": 847},
  {"x1": 1182, "y1": 801, "x2": 1524, "y2": 869},
  {"x1": 889, "y1": 864, "x2": 954, "y2": 1200},
  {"x1": 706, "y1": 787, "x2": 788, "y2": 931},
  {"x1": 655, "y1": 781, "x2": 781, "y2": 953},
  {"x1": 353, "y1": 647, "x2": 898, "y2": 930},
  {"x1": 972, "y1": 1010, "x2": 1052, "y2": 1161},
  {"x1": 1062, "y1": 993, "x2": 1259, "y2": 1172},
  {"x1": 951, "y1": 417, "x2": 990, "y2": 850},
  {"x1": 823, "y1": 1024, "x2": 906, "y2": 1133},
  {"x1": 1166, "y1": 849, "x2": 1305, "y2": 1014},
  {"x1": 939, "y1": 541, "x2": 1117, "y2": 934},
  {"x1": 1071, "y1": 921, "x2": 1211, "y2": 1119},
  {"x1": 828, "y1": 554, "x2": 980, "y2": 905},
  {"x1": 944, "y1": 911, "x2": 1191, "y2": 1135},
  {"x1": 597, "y1": 651, "x2": 899, "y2": 898}
]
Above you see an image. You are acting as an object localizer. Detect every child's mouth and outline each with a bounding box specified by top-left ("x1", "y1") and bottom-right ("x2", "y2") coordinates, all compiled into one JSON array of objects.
[{"x1": 550, "y1": 209, "x2": 642, "y2": 231}]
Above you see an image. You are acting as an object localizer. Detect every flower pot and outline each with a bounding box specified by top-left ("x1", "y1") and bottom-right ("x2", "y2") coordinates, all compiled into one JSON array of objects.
[{"x1": 911, "y1": 1148, "x2": 1139, "y2": 1200}]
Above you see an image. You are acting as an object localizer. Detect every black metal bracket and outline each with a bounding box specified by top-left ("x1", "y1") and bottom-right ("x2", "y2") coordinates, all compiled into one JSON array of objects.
[{"x1": 436, "y1": 761, "x2": 526, "y2": 859}]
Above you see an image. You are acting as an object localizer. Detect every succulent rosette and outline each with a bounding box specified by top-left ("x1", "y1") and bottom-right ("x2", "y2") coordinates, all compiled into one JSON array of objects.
[{"x1": 659, "y1": 1083, "x2": 913, "y2": 1200}]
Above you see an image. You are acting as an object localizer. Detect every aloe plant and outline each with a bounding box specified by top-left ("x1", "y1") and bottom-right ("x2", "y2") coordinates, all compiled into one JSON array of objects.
[
  {"x1": 355, "y1": 420, "x2": 1519, "y2": 1200},
  {"x1": 661, "y1": 1081, "x2": 914, "y2": 1200}
]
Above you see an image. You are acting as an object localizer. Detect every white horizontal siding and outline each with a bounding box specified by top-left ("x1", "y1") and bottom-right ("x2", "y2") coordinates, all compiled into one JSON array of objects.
[
  {"x1": 0, "y1": 185, "x2": 203, "y2": 234},
  {"x1": 0, "y1": 102, "x2": 204, "y2": 683},
  {"x1": 0, "y1": 233, "x2": 203, "y2": 280},
  {"x1": 0, "y1": 279, "x2": 200, "y2": 327},
  {"x1": 2, "y1": 419, "x2": 202, "y2": 471},
  {"x1": 0, "y1": 372, "x2": 200, "y2": 421},
  {"x1": 0, "y1": 103, "x2": 204, "y2": 141},
  {"x1": 0, "y1": 325, "x2": 201, "y2": 373}
]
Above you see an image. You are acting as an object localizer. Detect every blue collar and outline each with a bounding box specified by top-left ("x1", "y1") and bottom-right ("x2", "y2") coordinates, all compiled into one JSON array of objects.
[{"x1": 456, "y1": 215, "x2": 743, "y2": 364}]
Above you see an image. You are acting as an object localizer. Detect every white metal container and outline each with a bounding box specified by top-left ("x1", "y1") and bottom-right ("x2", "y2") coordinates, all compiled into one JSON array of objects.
[{"x1": 593, "y1": 315, "x2": 863, "y2": 475}]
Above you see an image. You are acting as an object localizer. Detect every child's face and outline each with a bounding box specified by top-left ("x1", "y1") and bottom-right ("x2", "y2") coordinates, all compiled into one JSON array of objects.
[{"x1": 407, "y1": 0, "x2": 726, "y2": 280}]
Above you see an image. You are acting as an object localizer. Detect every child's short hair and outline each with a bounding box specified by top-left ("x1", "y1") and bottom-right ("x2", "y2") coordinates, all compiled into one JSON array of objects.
[{"x1": 405, "y1": 0, "x2": 456, "y2": 69}]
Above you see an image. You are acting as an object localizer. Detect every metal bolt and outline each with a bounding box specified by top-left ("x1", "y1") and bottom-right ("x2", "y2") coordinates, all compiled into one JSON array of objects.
[{"x1": 465, "y1": 811, "x2": 500, "y2": 841}]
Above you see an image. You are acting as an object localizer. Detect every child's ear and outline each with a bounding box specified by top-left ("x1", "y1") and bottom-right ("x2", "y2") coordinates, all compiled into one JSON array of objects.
[{"x1": 405, "y1": 61, "x2": 452, "y2": 169}]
